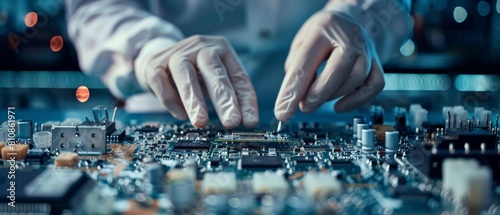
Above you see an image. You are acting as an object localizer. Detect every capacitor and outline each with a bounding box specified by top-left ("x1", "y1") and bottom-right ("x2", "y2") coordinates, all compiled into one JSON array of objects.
[
  {"x1": 33, "y1": 131, "x2": 52, "y2": 149},
  {"x1": 361, "y1": 129, "x2": 375, "y2": 153},
  {"x1": 356, "y1": 124, "x2": 369, "y2": 147},
  {"x1": 17, "y1": 120, "x2": 33, "y2": 139},
  {"x1": 394, "y1": 107, "x2": 407, "y2": 128},
  {"x1": 145, "y1": 163, "x2": 164, "y2": 197},
  {"x1": 385, "y1": 131, "x2": 399, "y2": 157},
  {"x1": 370, "y1": 106, "x2": 384, "y2": 125},
  {"x1": 166, "y1": 169, "x2": 195, "y2": 210},
  {"x1": 352, "y1": 117, "x2": 363, "y2": 138}
]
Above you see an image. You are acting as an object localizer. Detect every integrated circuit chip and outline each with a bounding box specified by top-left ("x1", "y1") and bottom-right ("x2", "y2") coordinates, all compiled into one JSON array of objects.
[
  {"x1": 294, "y1": 156, "x2": 316, "y2": 164},
  {"x1": 241, "y1": 155, "x2": 283, "y2": 169},
  {"x1": 173, "y1": 140, "x2": 211, "y2": 151}
]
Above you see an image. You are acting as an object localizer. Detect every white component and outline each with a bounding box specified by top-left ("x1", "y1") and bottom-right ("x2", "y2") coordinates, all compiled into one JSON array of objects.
[
  {"x1": 385, "y1": 131, "x2": 399, "y2": 156},
  {"x1": 409, "y1": 104, "x2": 422, "y2": 127},
  {"x1": 442, "y1": 159, "x2": 493, "y2": 204},
  {"x1": 361, "y1": 129, "x2": 375, "y2": 152},
  {"x1": 352, "y1": 117, "x2": 363, "y2": 138},
  {"x1": 252, "y1": 173, "x2": 288, "y2": 194},
  {"x1": 468, "y1": 167, "x2": 492, "y2": 210},
  {"x1": 201, "y1": 172, "x2": 237, "y2": 194},
  {"x1": 414, "y1": 108, "x2": 428, "y2": 129},
  {"x1": 453, "y1": 105, "x2": 464, "y2": 111},
  {"x1": 474, "y1": 107, "x2": 484, "y2": 120},
  {"x1": 242, "y1": 148, "x2": 249, "y2": 156},
  {"x1": 33, "y1": 131, "x2": 52, "y2": 149},
  {"x1": 455, "y1": 109, "x2": 468, "y2": 123},
  {"x1": 356, "y1": 124, "x2": 369, "y2": 144},
  {"x1": 303, "y1": 172, "x2": 341, "y2": 197},
  {"x1": 268, "y1": 148, "x2": 277, "y2": 156}
]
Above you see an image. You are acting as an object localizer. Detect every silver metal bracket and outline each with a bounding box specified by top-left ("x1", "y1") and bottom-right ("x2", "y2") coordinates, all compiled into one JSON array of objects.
[{"x1": 51, "y1": 125, "x2": 107, "y2": 154}]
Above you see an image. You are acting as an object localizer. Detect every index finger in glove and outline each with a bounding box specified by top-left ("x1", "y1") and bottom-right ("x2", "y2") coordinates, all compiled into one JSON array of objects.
[
  {"x1": 218, "y1": 40, "x2": 259, "y2": 128},
  {"x1": 334, "y1": 59, "x2": 385, "y2": 113}
]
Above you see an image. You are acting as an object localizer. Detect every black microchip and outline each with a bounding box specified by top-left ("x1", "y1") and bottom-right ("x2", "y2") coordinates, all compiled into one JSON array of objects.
[
  {"x1": 294, "y1": 156, "x2": 316, "y2": 164},
  {"x1": 0, "y1": 169, "x2": 95, "y2": 213},
  {"x1": 25, "y1": 151, "x2": 50, "y2": 164},
  {"x1": 210, "y1": 157, "x2": 221, "y2": 166},
  {"x1": 135, "y1": 125, "x2": 159, "y2": 133},
  {"x1": 303, "y1": 145, "x2": 328, "y2": 151},
  {"x1": 241, "y1": 155, "x2": 283, "y2": 169},
  {"x1": 173, "y1": 140, "x2": 211, "y2": 151},
  {"x1": 331, "y1": 159, "x2": 352, "y2": 164}
]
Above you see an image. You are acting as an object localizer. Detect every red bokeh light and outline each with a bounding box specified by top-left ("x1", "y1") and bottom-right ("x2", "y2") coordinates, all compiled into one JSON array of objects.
[
  {"x1": 24, "y1": 12, "x2": 38, "y2": 27},
  {"x1": 50, "y1": 36, "x2": 64, "y2": 52}
]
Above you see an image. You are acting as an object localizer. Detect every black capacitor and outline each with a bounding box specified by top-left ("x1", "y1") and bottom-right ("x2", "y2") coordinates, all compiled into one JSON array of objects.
[
  {"x1": 370, "y1": 106, "x2": 384, "y2": 125},
  {"x1": 394, "y1": 107, "x2": 407, "y2": 128}
]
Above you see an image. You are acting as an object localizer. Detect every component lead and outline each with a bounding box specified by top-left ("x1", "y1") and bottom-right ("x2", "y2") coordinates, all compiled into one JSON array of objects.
[
  {"x1": 496, "y1": 114, "x2": 499, "y2": 132},
  {"x1": 453, "y1": 113, "x2": 457, "y2": 129},
  {"x1": 277, "y1": 121, "x2": 283, "y2": 133},
  {"x1": 112, "y1": 107, "x2": 118, "y2": 122},
  {"x1": 447, "y1": 111, "x2": 451, "y2": 129},
  {"x1": 92, "y1": 109, "x2": 99, "y2": 123},
  {"x1": 486, "y1": 113, "x2": 489, "y2": 127},
  {"x1": 105, "y1": 108, "x2": 109, "y2": 123}
]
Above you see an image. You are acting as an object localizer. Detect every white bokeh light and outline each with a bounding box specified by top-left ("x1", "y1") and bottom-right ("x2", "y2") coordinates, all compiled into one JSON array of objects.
[
  {"x1": 453, "y1": 6, "x2": 468, "y2": 23},
  {"x1": 400, "y1": 40, "x2": 415, "y2": 56}
]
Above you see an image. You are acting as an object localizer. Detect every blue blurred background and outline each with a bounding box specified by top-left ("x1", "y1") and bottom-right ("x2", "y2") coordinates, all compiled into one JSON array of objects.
[{"x1": 0, "y1": 0, "x2": 499, "y2": 118}]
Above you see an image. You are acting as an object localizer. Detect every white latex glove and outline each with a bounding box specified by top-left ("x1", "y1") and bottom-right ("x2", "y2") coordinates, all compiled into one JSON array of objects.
[
  {"x1": 135, "y1": 35, "x2": 259, "y2": 129},
  {"x1": 275, "y1": 0, "x2": 411, "y2": 121}
]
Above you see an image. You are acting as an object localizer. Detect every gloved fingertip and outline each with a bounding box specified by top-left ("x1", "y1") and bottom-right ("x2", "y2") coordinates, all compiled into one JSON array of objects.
[
  {"x1": 192, "y1": 117, "x2": 209, "y2": 128},
  {"x1": 170, "y1": 111, "x2": 188, "y2": 121},
  {"x1": 222, "y1": 116, "x2": 241, "y2": 129},
  {"x1": 274, "y1": 110, "x2": 292, "y2": 122},
  {"x1": 242, "y1": 112, "x2": 259, "y2": 129},
  {"x1": 299, "y1": 102, "x2": 317, "y2": 113}
]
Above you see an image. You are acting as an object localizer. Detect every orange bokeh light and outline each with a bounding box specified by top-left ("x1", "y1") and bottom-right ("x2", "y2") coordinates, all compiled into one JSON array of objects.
[
  {"x1": 24, "y1": 12, "x2": 38, "y2": 27},
  {"x1": 76, "y1": 86, "x2": 90, "y2": 103},
  {"x1": 50, "y1": 36, "x2": 64, "y2": 52}
]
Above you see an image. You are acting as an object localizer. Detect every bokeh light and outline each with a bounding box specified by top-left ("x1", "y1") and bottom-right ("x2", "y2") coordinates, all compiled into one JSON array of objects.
[
  {"x1": 384, "y1": 74, "x2": 451, "y2": 91},
  {"x1": 455, "y1": 75, "x2": 500, "y2": 91},
  {"x1": 400, "y1": 40, "x2": 415, "y2": 56},
  {"x1": 497, "y1": 0, "x2": 500, "y2": 13},
  {"x1": 50, "y1": 36, "x2": 64, "y2": 52},
  {"x1": 453, "y1": 6, "x2": 468, "y2": 23},
  {"x1": 478, "y1": 1, "x2": 491, "y2": 16},
  {"x1": 430, "y1": 30, "x2": 446, "y2": 50},
  {"x1": 76, "y1": 86, "x2": 90, "y2": 103},
  {"x1": 24, "y1": 12, "x2": 38, "y2": 27}
]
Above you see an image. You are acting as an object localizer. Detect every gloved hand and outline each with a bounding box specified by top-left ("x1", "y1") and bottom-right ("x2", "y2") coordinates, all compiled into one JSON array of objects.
[
  {"x1": 135, "y1": 35, "x2": 259, "y2": 129},
  {"x1": 275, "y1": 0, "x2": 411, "y2": 121}
]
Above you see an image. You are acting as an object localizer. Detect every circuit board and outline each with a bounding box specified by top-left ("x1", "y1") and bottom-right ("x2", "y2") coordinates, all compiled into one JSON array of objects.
[{"x1": 0, "y1": 105, "x2": 498, "y2": 215}]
